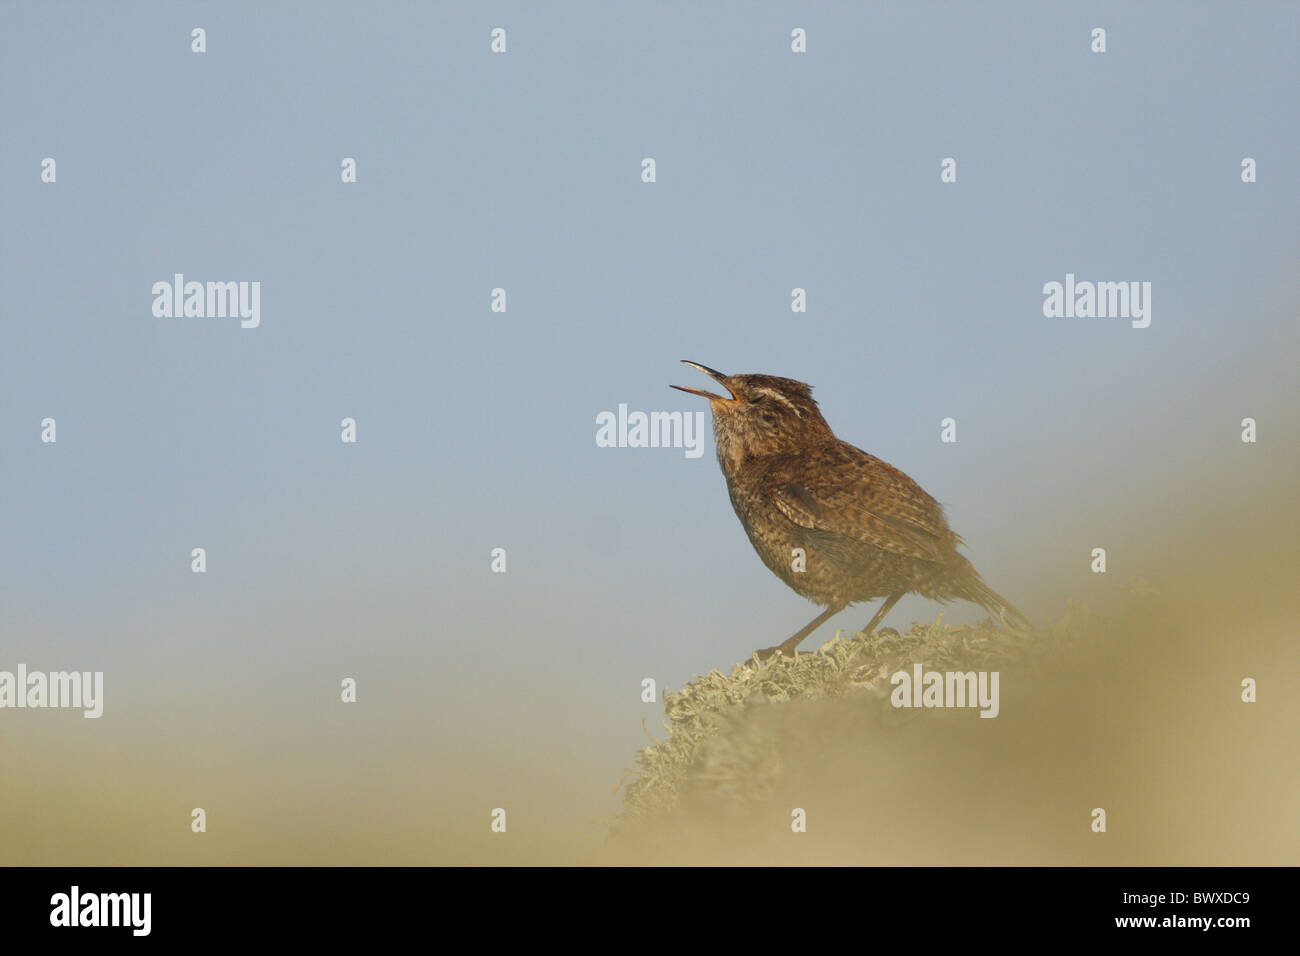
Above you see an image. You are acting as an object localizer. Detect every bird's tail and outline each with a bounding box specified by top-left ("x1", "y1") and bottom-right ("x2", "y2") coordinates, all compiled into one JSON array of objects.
[{"x1": 963, "y1": 574, "x2": 1030, "y2": 630}]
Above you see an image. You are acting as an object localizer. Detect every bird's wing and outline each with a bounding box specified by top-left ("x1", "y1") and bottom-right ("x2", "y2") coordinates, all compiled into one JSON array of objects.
[{"x1": 764, "y1": 448, "x2": 950, "y2": 562}]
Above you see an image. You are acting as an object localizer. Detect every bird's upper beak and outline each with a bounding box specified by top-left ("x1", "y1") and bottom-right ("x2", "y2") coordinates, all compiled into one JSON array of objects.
[{"x1": 671, "y1": 360, "x2": 737, "y2": 402}]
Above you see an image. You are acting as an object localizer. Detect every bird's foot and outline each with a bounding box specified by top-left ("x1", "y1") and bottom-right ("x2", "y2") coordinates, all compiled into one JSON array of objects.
[{"x1": 750, "y1": 644, "x2": 792, "y2": 664}]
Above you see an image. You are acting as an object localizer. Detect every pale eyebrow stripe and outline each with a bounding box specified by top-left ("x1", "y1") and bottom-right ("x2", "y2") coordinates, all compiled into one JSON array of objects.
[{"x1": 753, "y1": 387, "x2": 802, "y2": 416}]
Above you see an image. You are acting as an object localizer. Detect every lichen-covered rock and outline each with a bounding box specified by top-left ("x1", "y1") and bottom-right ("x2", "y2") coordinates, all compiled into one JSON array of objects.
[{"x1": 617, "y1": 608, "x2": 1087, "y2": 828}]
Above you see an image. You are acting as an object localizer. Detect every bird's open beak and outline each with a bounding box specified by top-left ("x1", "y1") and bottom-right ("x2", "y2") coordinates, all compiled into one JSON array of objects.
[{"x1": 671, "y1": 360, "x2": 736, "y2": 402}]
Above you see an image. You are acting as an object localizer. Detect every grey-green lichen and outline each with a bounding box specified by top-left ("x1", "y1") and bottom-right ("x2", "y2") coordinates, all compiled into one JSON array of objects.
[{"x1": 616, "y1": 605, "x2": 1089, "y2": 827}]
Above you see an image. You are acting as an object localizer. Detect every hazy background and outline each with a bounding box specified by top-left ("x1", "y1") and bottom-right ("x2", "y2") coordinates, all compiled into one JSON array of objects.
[{"x1": 1, "y1": 1, "x2": 1296, "y2": 864}]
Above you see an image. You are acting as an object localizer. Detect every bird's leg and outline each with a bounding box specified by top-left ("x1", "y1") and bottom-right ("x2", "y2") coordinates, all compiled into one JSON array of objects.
[
  {"x1": 753, "y1": 604, "x2": 844, "y2": 661},
  {"x1": 859, "y1": 592, "x2": 903, "y2": 636}
]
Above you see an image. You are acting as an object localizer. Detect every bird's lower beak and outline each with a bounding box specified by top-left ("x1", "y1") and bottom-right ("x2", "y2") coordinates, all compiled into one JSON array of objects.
[{"x1": 671, "y1": 360, "x2": 736, "y2": 402}]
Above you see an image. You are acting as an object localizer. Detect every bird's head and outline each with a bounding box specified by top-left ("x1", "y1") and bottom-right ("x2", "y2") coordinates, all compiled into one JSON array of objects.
[{"x1": 672, "y1": 360, "x2": 833, "y2": 468}]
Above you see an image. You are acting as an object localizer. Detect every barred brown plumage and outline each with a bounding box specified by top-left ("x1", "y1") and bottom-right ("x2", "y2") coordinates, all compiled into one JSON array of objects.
[{"x1": 672, "y1": 361, "x2": 1028, "y2": 660}]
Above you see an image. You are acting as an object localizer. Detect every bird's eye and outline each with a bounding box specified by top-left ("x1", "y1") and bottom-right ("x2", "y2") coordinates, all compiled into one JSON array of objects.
[{"x1": 749, "y1": 393, "x2": 766, "y2": 405}]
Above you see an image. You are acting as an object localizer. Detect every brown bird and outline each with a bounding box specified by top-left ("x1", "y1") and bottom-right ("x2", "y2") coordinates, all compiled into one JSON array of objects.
[{"x1": 672, "y1": 361, "x2": 1027, "y2": 659}]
